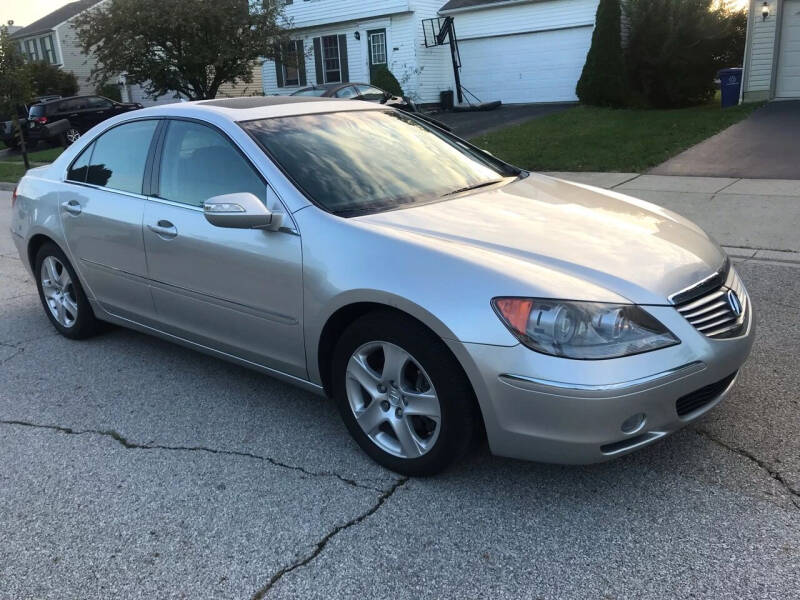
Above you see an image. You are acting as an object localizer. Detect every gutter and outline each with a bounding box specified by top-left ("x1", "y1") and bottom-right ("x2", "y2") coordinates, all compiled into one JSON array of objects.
[{"x1": 440, "y1": 0, "x2": 541, "y2": 16}]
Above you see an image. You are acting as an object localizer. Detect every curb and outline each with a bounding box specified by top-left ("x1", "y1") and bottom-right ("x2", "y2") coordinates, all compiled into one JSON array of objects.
[{"x1": 0, "y1": 182, "x2": 17, "y2": 191}]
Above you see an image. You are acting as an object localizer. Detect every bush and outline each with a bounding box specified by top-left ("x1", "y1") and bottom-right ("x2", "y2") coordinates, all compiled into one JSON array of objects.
[
  {"x1": 576, "y1": 0, "x2": 627, "y2": 107},
  {"x1": 25, "y1": 61, "x2": 78, "y2": 98},
  {"x1": 96, "y1": 83, "x2": 122, "y2": 102},
  {"x1": 371, "y1": 65, "x2": 403, "y2": 97},
  {"x1": 624, "y1": 0, "x2": 747, "y2": 108}
]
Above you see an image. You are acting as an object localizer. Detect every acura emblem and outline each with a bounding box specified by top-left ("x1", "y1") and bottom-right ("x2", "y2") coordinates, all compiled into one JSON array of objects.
[{"x1": 726, "y1": 290, "x2": 742, "y2": 317}]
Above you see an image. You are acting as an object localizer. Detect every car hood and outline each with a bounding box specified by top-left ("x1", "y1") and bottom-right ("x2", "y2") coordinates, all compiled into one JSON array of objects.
[{"x1": 355, "y1": 174, "x2": 725, "y2": 305}]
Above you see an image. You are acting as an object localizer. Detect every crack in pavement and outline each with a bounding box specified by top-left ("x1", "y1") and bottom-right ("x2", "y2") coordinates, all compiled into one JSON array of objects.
[
  {"x1": 695, "y1": 428, "x2": 800, "y2": 510},
  {"x1": 0, "y1": 419, "x2": 391, "y2": 493},
  {"x1": 251, "y1": 477, "x2": 409, "y2": 599}
]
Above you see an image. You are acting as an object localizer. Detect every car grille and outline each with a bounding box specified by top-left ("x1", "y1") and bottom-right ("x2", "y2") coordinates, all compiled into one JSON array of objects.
[
  {"x1": 674, "y1": 266, "x2": 748, "y2": 339},
  {"x1": 676, "y1": 372, "x2": 737, "y2": 417}
]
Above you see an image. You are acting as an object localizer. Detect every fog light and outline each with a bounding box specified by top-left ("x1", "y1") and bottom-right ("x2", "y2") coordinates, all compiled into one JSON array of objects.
[{"x1": 621, "y1": 413, "x2": 646, "y2": 434}]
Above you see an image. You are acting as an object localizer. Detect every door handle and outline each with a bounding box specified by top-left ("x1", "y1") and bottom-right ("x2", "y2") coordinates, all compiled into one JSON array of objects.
[
  {"x1": 61, "y1": 200, "x2": 82, "y2": 215},
  {"x1": 148, "y1": 220, "x2": 178, "y2": 238}
]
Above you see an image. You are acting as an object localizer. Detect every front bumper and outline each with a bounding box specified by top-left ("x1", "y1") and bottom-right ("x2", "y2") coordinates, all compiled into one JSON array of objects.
[{"x1": 454, "y1": 303, "x2": 754, "y2": 464}]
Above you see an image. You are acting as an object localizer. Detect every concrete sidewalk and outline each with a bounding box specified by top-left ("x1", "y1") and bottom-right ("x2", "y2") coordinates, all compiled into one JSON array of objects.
[{"x1": 545, "y1": 172, "x2": 800, "y2": 257}]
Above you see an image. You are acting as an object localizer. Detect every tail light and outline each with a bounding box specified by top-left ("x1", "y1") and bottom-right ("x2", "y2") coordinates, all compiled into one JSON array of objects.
[
  {"x1": 34, "y1": 116, "x2": 48, "y2": 125},
  {"x1": 11, "y1": 186, "x2": 18, "y2": 208}
]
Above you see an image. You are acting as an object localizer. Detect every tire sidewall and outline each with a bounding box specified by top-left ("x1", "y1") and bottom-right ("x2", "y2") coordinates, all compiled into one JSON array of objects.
[
  {"x1": 332, "y1": 311, "x2": 474, "y2": 476},
  {"x1": 34, "y1": 242, "x2": 97, "y2": 339}
]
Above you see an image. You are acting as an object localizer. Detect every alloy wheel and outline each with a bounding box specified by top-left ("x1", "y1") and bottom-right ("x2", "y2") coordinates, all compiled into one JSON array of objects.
[
  {"x1": 65, "y1": 129, "x2": 81, "y2": 144},
  {"x1": 40, "y1": 256, "x2": 78, "y2": 328},
  {"x1": 345, "y1": 341, "x2": 441, "y2": 459}
]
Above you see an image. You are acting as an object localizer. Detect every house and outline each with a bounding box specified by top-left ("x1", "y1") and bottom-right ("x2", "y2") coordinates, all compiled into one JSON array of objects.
[
  {"x1": 438, "y1": 0, "x2": 599, "y2": 104},
  {"x1": 262, "y1": 1, "x2": 456, "y2": 103},
  {"x1": 263, "y1": 0, "x2": 599, "y2": 105},
  {"x1": 9, "y1": 0, "x2": 172, "y2": 106},
  {"x1": 741, "y1": 0, "x2": 800, "y2": 101}
]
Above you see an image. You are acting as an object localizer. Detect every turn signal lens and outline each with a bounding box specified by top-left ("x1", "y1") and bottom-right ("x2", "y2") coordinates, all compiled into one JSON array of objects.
[
  {"x1": 492, "y1": 298, "x2": 679, "y2": 360},
  {"x1": 11, "y1": 186, "x2": 18, "y2": 208}
]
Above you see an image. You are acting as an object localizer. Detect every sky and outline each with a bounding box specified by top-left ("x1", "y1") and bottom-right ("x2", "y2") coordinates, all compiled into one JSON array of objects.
[
  {"x1": 2, "y1": 0, "x2": 76, "y2": 29},
  {"x1": 2, "y1": 0, "x2": 751, "y2": 29}
]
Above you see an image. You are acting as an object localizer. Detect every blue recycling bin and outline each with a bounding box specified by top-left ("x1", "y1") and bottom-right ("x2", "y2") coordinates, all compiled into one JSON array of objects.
[{"x1": 718, "y1": 68, "x2": 742, "y2": 108}]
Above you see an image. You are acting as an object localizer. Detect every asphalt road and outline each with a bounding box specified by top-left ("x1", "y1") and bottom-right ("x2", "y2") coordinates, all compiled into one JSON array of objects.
[{"x1": 1, "y1": 190, "x2": 798, "y2": 599}]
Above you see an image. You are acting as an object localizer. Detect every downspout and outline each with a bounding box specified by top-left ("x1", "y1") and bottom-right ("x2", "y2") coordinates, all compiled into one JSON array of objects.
[{"x1": 739, "y1": 1, "x2": 754, "y2": 105}]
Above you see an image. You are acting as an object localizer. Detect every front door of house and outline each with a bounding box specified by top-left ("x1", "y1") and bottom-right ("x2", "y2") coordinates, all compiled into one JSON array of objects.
[{"x1": 367, "y1": 29, "x2": 388, "y2": 82}]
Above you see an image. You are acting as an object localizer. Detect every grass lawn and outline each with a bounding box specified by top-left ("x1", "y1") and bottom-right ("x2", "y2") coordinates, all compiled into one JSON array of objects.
[
  {"x1": 470, "y1": 102, "x2": 761, "y2": 173},
  {"x1": 0, "y1": 162, "x2": 26, "y2": 184},
  {"x1": 4, "y1": 146, "x2": 65, "y2": 163}
]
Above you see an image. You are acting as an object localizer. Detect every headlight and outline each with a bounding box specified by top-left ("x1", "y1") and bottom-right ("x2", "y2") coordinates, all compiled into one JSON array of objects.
[{"x1": 492, "y1": 298, "x2": 679, "y2": 360}]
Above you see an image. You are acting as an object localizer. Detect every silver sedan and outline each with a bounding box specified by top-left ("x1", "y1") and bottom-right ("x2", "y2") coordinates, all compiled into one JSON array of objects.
[{"x1": 9, "y1": 97, "x2": 754, "y2": 475}]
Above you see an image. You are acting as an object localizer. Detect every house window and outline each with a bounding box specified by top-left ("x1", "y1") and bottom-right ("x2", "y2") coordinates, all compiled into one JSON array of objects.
[
  {"x1": 369, "y1": 32, "x2": 387, "y2": 65},
  {"x1": 282, "y1": 41, "x2": 301, "y2": 87},
  {"x1": 25, "y1": 39, "x2": 40, "y2": 62},
  {"x1": 322, "y1": 35, "x2": 341, "y2": 83},
  {"x1": 39, "y1": 35, "x2": 57, "y2": 64}
]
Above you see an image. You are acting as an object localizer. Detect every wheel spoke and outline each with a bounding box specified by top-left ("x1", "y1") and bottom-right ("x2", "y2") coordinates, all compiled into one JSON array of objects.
[
  {"x1": 391, "y1": 417, "x2": 423, "y2": 458},
  {"x1": 381, "y1": 343, "x2": 409, "y2": 384},
  {"x1": 347, "y1": 354, "x2": 382, "y2": 398},
  {"x1": 355, "y1": 400, "x2": 386, "y2": 435},
  {"x1": 56, "y1": 297, "x2": 67, "y2": 325},
  {"x1": 403, "y1": 390, "x2": 440, "y2": 419},
  {"x1": 44, "y1": 257, "x2": 60, "y2": 286},
  {"x1": 59, "y1": 268, "x2": 72, "y2": 289},
  {"x1": 63, "y1": 295, "x2": 79, "y2": 320}
]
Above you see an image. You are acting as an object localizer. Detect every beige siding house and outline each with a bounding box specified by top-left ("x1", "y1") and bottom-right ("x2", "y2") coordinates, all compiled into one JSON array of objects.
[
  {"x1": 742, "y1": 0, "x2": 800, "y2": 101},
  {"x1": 10, "y1": 0, "x2": 172, "y2": 106}
]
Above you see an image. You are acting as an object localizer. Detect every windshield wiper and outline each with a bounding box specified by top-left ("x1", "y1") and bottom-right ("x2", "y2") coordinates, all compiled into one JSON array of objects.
[{"x1": 441, "y1": 179, "x2": 506, "y2": 198}]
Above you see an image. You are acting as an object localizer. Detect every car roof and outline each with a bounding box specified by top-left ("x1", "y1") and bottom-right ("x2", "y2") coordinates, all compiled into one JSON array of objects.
[{"x1": 128, "y1": 95, "x2": 389, "y2": 124}]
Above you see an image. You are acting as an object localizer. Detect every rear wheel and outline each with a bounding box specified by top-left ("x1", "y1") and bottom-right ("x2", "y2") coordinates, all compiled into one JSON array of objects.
[
  {"x1": 34, "y1": 243, "x2": 99, "y2": 339},
  {"x1": 64, "y1": 128, "x2": 81, "y2": 145},
  {"x1": 332, "y1": 311, "x2": 476, "y2": 476}
]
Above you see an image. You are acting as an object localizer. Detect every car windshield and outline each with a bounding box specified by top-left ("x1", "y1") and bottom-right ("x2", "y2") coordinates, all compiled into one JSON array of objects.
[
  {"x1": 242, "y1": 110, "x2": 518, "y2": 215},
  {"x1": 290, "y1": 89, "x2": 327, "y2": 97}
]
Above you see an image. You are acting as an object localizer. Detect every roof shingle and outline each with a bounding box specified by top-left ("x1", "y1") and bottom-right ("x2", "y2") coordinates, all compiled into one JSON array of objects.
[{"x1": 10, "y1": 0, "x2": 103, "y2": 39}]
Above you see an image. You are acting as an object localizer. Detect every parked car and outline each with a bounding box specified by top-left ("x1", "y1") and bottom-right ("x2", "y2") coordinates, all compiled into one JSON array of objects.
[
  {"x1": 291, "y1": 83, "x2": 451, "y2": 130},
  {"x1": 27, "y1": 95, "x2": 143, "y2": 146},
  {"x1": 10, "y1": 97, "x2": 754, "y2": 476},
  {"x1": 0, "y1": 105, "x2": 30, "y2": 149}
]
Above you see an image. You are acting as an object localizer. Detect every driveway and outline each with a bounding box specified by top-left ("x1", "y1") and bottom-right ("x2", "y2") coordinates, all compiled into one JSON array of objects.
[
  {"x1": 433, "y1": 102, "x2": 573, "y2": 138},
  {"x1": 1, "y1": 183, "x2": 799, "y2": 599},
  {"x1": 652, "y1": 100, "x2": 800, "y2": 179}
]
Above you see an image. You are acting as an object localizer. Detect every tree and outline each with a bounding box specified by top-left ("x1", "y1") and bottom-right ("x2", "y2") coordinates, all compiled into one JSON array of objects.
[
  {"x1": 74, "y1": 0, "x2": 288, "y2": 100},
  {"x1": 26, "y1": 61, "x2": 79, "y2": 97},
  {"x1": 0, "y1": 24, "x2": 32, "y2": 169},
  {"x1": 624, "y1": 0, "x2": 747, "y2": 108},
  {"x1": 371, "y1": 65, "x2": 403, "y2": 97},
  {"x1": 576, "y1": 0, "x2": 628, "y2": 107}
]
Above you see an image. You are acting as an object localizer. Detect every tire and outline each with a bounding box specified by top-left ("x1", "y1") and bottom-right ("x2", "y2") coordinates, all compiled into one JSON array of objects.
[
  {"x1": 34, "y1": 242, "x2": 100, "y2": 340},
  {"x1": 332, "y1": 310, "x2": 476, "y2": 476}
]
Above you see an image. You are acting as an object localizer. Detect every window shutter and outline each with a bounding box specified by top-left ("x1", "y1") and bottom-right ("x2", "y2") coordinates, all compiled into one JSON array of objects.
[
  {"x1": 313, "y1": 37, "x2": 324, "y2": 84},
  {"x1": 338, "y1": 34, "x2": 349, "y2": 82},
  {"x1": 297, "y1": 40, "x2": 307, "y2": 86},
  {"x1": 274, "y1": 45, "x2": 285, "y2": 88}
]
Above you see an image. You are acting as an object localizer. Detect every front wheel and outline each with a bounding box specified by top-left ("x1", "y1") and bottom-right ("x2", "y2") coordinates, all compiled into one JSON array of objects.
[{"x1": 332, "y1": 311, "x2": 476, "y2": 476}]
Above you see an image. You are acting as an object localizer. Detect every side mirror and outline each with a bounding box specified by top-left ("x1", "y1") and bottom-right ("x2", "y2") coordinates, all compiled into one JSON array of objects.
[
  {"x1": 203, "y1": 192, "x2": 279, "y2": 230},
  {"x1": 381, "y1": 91, "x2": 391, "y2": 104}
]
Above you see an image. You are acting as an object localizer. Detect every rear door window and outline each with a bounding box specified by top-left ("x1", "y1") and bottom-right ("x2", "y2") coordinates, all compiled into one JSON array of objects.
[{"x1": 83, "y1": 120, "x2": 159, "y2": 193}]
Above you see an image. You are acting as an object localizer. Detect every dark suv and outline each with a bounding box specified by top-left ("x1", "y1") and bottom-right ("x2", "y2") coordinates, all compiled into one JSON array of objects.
[{"x1": 27, "y1": 95, "x2": 143, "y2": 145}]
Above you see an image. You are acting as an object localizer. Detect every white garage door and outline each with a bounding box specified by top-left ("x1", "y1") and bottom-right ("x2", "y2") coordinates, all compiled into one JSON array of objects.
[
  {"x1": 457, "y1": 26, "x2": 594, "y2": 104},
  {"x1": 776, "y1": 0, "x2": 800, "y2": 98}
]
